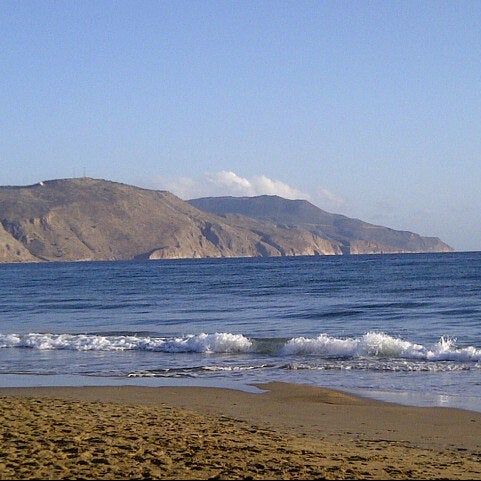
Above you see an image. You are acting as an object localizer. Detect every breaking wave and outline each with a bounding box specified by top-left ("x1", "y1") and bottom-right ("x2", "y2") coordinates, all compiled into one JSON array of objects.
[
  {"x1": 1, "y1": 331, "x2": 481, "y2": 362},
  {"x1": 282, "y1": 332, "x2": 481, "y2": 362},
  {"x1": 0, "y1": 332, "x2": 253, "y2": 353}
]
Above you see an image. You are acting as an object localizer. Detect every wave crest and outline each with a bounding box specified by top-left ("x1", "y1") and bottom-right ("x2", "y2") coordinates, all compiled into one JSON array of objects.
[
  {"x1": 283, "y1": 332, "x2": 481, "y2": 362},
  {"x1": 0, "y1": 332, "x2": 253, "y2": 353},
  {"x1": 1, "y1": 331, "x2": 481, "y2": 362}
]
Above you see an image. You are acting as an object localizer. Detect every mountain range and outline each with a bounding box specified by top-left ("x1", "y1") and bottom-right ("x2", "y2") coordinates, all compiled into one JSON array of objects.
[{"x1": 0, "y1": 178, "x2": 453, "y2": 263}]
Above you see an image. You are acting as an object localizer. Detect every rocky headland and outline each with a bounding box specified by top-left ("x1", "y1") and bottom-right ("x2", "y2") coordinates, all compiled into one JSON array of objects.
[{"x1": 0, "y1": 178, "x2": 453, "y2": 263}]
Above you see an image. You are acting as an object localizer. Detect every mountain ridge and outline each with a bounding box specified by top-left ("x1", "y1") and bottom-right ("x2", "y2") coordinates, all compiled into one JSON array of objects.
[
  {"x1": 189, "y1": 195, "x2": 452, "y2": 255},
  {"x1": 0, "y1": 178, "x2": 453, "y2": 263}
]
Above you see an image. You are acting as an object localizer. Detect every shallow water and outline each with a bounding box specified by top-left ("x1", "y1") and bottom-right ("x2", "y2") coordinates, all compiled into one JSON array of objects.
[{"x1": 1, "y1": 252, "x2": 481, "y2": 411}]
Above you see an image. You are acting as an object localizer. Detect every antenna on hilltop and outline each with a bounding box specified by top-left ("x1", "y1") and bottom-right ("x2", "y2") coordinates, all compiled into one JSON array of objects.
[{"x1": 83, "y1": 166, "x2": 86, "y2": 178}]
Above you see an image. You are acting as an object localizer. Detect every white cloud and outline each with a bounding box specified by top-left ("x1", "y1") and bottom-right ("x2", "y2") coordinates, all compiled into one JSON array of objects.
[
  {"x1": 205, "y1": 171, "x2": 255, "y2": 196},
  {"x1": 160, "y1": 170, "x2": 310, "y2": 200},
  {"x1": 250, "y1": 175, "x2": 307, "y2": 199},
  {"x1": 163, "y1": 176, "x2": 197, "y2": 199},
  {"x1": 315, "y1": 187, "x2": 345, "y2": 208}
]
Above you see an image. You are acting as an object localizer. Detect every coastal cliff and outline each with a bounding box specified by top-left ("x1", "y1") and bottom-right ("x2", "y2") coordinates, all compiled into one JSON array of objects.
[
  {"x1": 0, "y1": 178, "x2": 453, "y2": 263},
  {"x1": 190, "y1": 195, "x2": 453, "y2": 255}
]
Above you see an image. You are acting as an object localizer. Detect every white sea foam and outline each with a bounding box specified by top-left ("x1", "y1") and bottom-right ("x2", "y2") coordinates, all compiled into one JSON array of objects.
[
  {"x1": 282, "y1": 332, "x2": 481, "y2": 362},
  {"x1": 0, "y1": 332, "x2": 253, "y2": 353},
  {"x1": 127, "y1": 364, "x2": 273, "y2": 378},
  {"x1": 1, "y1": 331, "x2": 481, "y2": 363},
  {"x1": 284, "y1": 360, "x2": 476, "y2": 372}
]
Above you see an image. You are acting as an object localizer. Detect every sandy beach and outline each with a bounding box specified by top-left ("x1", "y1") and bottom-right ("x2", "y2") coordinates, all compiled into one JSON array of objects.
[{"x1": 1, "y1": 382, "x2": 481, "y2": 479}]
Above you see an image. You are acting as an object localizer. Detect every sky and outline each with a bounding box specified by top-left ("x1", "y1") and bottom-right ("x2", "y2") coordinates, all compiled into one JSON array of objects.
[{"x1": 1, "y1": 1, "x2": 481, "y2": 251}]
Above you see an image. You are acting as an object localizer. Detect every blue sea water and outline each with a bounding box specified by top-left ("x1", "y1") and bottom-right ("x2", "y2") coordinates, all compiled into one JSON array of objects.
[{"x1": 1, "y1": 252, "x2": 481, "y2": 411}]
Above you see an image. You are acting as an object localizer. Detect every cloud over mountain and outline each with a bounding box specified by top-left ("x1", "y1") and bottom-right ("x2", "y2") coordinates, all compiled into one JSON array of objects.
[{"x1": 162, "y1": 171, "x2": 309, "y2": 200}]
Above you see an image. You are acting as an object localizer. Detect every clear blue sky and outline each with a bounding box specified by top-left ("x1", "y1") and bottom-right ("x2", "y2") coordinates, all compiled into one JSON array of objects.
[{"x1": 1, "y1": 0, "x2": 480, "y2": 251}]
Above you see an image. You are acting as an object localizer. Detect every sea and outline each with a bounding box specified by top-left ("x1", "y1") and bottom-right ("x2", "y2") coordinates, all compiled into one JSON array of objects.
[{"x1": 1, "y1": 251, "x2": 481, "y2": 411}]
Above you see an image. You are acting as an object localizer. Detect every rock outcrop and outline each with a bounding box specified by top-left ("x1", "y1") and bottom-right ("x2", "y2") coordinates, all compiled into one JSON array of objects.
[{"x1": 0, "y1": 223, "x2": 39, "y2": 263}]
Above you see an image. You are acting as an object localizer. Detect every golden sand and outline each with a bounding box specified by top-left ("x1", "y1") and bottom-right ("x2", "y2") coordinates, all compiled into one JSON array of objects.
[{"x1": 1, "y1": 383, "x2": 481, "y2": 479}]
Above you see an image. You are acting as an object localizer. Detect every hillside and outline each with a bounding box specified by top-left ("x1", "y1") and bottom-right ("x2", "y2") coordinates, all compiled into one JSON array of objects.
[
  {"x1": 189, "y1": 195, "x2": 453, "y2": 255},
  {"x1": 0, "y1": 178, "x2": 452, "y2": 263}
]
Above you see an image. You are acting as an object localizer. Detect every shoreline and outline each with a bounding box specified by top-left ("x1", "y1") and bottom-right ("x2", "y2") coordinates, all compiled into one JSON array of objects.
[
  {"x1": 2, "y1": 381, "x2": 481, "y2": 451},
  {"x1": 2, "y1": 371, "x2": 481, "y2": 413},
  {"x1": 0, "y1": 249, "x2": 461, "y2": 267},
  {"x1": 2, "y1": 382, "x2": 481, "y2": 479}
]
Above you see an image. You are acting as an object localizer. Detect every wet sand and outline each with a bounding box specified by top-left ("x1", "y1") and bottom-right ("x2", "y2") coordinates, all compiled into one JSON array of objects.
[{"x1": 1, "y1": 382, "x2": 481, "y2": 479}]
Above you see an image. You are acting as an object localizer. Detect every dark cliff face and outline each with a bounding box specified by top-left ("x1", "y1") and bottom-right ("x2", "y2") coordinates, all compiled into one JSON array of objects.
[
  {"x1": 0, "y1": 178, "x2": 453, "y2": 263},
  {"x1": 189, "y1": 195, "x2": 454, "y2": 255}
]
